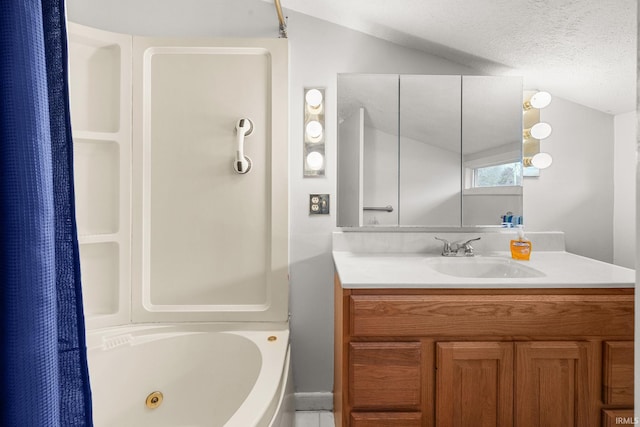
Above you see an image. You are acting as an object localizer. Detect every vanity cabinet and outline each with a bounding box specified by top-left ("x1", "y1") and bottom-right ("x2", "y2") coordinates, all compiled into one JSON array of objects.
[{"x1": 334, "y1": 274, "x2": 634, "y2": 427}]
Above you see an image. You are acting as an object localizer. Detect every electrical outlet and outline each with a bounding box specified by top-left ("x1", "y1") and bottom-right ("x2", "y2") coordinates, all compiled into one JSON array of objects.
[{"x1": 309, "y1": 194, "x2": 330, "y2": 215}]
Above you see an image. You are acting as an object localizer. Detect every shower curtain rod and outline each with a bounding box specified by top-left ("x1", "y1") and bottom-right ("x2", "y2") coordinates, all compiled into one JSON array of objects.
[{"x1": 274, "y1": 0, "x2": 288, "y2": 38}]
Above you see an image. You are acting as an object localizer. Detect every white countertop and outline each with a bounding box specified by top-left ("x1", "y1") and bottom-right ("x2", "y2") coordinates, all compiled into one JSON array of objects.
[{"x1": 333, "y1": 250, "x2": 635, "y2": 289}]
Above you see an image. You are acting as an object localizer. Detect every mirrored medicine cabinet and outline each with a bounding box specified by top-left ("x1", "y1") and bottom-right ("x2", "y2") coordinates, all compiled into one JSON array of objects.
[{"x1": 336, "y1": 74, "x2": 524, "y2": 228}]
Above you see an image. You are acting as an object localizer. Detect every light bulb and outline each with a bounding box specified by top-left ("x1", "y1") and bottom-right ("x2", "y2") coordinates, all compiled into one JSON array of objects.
[
  {"x1": 305, "y1": 89, "x2": 323, "y2": 109},
  {"x1": 524, "y1": 91, "x2": 552, "y2": 110},
  {"x1": 530, "y1": 122, "x2": 552, "y2": 139},
  {"x1": 306, "y1": 151, "x2": 324, "y2": 171},
  {"x1": 529, "y1": 91, "x2": 552, "y2": 109},
  {"x1": 306, "y1": 120, "x2": 323, "y2": 140},
  {"x1": 524, "y1": 152, "x2": 553, "y2": 169},
  {"x1": 524, "y1": 122, "x2": 552, "y2": 140}
]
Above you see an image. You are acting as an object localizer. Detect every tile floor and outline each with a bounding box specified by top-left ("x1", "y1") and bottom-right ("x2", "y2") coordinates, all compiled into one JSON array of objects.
[{"x1": 295, "y1": 411, "x2": 334, "y2": 427}]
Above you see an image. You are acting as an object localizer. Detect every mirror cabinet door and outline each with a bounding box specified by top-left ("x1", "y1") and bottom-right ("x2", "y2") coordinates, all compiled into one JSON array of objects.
[
  {"x1": 461, "y1": 76, "x2": 523, "y2": 227},
  {"x1": 337, "y1": 74, "x2": 400, "y2": 226},
  {"x1": 337, "y1": 74, "x2": 523, "y2": 228},
  {"x1": 399, "y1": 75, "x2": 462, "y2": 226}
]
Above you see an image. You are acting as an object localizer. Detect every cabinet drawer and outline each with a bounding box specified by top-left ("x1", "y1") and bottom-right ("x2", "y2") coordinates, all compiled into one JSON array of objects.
[
  {"x1": 350, "y1": 412, "x2": 422, "y2": 427},
  {"x1": 350, "y1": 294, "x2": 634, "y2": 337},
  {"x1": 602, "y1": 409, "x2": 636, "y2": 427},
  {"x1": 603, "y1": 341, "x2": 634, "y2": 405},
  {"x1": 349, "y1": 342, "x2": 421, "y2": 410}
]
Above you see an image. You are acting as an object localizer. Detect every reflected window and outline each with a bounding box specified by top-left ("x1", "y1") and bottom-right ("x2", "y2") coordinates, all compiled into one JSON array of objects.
[{"x1": 473, "y1": 162, "x2": 522, "y2": 187}]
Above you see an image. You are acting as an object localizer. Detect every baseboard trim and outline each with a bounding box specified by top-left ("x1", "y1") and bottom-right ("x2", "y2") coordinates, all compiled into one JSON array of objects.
[{"x1": 294, "y1": 392, "x2": 334, "y2": 411}]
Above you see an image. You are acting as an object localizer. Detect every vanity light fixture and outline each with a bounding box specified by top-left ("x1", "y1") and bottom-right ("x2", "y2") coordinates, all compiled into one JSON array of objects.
[
  {"x1": 304, "y1": 87, "x2": 325, "y2": 177},
  {"x1": 523, "y1": 89, "x2": 553, "y2": 177}
]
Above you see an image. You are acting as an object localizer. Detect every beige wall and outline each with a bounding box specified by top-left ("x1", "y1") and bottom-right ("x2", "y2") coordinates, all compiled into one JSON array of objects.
[{"x1": 524, "y1": 97, "x2": 615, "y2": 263}]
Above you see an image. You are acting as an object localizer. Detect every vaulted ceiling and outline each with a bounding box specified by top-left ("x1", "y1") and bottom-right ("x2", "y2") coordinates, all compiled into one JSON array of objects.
[{"x1": 275, "y1": 0, "x2": 637, "y2": 115}]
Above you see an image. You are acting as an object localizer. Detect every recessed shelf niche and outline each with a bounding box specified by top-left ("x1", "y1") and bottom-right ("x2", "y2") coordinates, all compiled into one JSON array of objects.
[
  {"x1": 73, "y1": 139, "x2": 120, "y2": 236},
  {"x1": 68, "y1": 34, "x2": 121, "y2": 133},
  {"x1": 79, "y1": 243, "x2": 120, "y2": 315},
  {"x1": 68, "y1": 22, "x2": 132, "y2": 329}
]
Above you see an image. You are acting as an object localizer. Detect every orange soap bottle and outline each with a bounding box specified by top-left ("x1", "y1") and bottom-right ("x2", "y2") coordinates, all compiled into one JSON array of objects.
[{"x1": 510, "y1": 226, "x2": 532, "y2": 260}]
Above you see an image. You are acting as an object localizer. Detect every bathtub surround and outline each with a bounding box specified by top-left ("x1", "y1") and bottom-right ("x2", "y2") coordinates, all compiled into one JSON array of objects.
[
  {"x1": 0, "y1": 1, "x2": 92, "y2": 425},
  {"x1": 66, "y1": 0, "x2": 636, "y2": 403},
  {"x1": 67, "y1": 20, "x2": 293, "y2": 425},
  {"x1": 68, "y1": 22, "x2": 289, "y2": 324}
]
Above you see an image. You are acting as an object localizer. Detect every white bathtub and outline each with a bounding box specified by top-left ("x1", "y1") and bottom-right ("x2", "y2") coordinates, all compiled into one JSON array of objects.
[{"x1": 86, "y1": 323, "x2": 294, "y2": 427}]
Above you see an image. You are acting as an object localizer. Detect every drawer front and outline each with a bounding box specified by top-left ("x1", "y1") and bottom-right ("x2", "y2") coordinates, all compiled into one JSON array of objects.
[
  {"x1": 351, "y1": 412, "x2": 422, "y2": 427},
  {"x1": 603, "y1": 341, "x2": 634, "y2": 405},
  {"x1": 350, "y1": 294, "x2": 634, "y2": 337},
  {"x1": 349, "y1": 342, "x2": 421, "y2": 410}
]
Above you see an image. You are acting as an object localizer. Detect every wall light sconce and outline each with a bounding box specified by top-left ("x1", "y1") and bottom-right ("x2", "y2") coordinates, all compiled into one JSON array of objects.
[
  {"x1": 303, "y1": 88, "x2": 325, "y2": 177},
  {"x1": 523, "y1": 90, "x2": 553, "y2": 176}
]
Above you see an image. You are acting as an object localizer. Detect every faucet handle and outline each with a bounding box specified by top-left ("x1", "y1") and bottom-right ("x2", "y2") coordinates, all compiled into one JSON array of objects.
[
  {"x1": 461, "y1": 237, "x2": 481, "y2": 256},
  {"x1": 434, "y1": 237, "x2": 452, "y2": 255},
  {"x1": 461, "y1": 237, "x2": 481, "y2": 245},
  {"x1": 434, "y1": 236, "x2": 450, "y2": 246}
]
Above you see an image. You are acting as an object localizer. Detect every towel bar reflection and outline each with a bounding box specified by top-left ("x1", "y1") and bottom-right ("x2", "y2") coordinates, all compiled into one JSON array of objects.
[{"x1": 363, "y1": 205, "x2": 394, "y2": 212}]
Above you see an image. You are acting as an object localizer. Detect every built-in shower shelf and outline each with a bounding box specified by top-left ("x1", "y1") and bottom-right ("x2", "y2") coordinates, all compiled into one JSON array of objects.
[
  {"x1": 78, "y1": 233, "x2": 120, "y2": 245},
  {"x1": 68, "y1": 22, "x2": 132, "y2": 330},
  {"x1": 73, "y1": 130, "x2": 122, "y2": 142},
  {"x1": 78, "y1": 241, "x2": 121, "y2": 316}
]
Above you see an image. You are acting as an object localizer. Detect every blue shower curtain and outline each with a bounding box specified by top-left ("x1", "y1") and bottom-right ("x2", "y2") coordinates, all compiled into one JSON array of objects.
[{"x1": 0, "y1": 1, "x2": 93, "y2": 426}]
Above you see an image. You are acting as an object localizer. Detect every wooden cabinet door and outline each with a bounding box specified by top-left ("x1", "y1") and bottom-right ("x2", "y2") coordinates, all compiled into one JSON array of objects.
[
  {"x1": 515, "y1": 342, "x2": 590, "y2": 427},
  {"x1": 349, "y1": 342, "x2": 421, "y2": 411},
  {"x1": 436, "y1": 342, "x2": 513, "y2": 427}
]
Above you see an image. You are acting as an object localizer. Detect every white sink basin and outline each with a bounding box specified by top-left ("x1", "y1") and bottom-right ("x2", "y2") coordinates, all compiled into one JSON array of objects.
[{"x1": 424, "y1": 257, "x2": 545, "y2": 278}]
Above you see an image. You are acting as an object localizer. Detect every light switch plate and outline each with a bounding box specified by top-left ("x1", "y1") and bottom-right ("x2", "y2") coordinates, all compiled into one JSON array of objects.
[{"x1": 309, "y1": 194, "x2": 330, "y2": 215}]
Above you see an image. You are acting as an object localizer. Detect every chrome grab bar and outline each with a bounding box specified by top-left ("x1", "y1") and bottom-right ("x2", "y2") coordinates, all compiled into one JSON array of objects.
[{"x1": 363, "y1": 205, "x2": 393, "y2": 212}]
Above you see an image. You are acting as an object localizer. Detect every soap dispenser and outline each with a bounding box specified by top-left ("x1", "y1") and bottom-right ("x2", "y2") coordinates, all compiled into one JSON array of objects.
[{"x1": 510, "y1": 226, "x2": 532, "y2": 260}]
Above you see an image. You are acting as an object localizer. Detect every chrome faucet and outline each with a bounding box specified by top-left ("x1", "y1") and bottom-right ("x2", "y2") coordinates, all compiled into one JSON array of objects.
[{"x1": 434, "y1": 237, "x2": 481, "y2": 257}]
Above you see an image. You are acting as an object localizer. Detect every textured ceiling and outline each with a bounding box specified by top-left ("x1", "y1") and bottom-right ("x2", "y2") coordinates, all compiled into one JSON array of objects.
[{"x1": 276, "y1": 0, "x2": 637, "y2": 114}]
